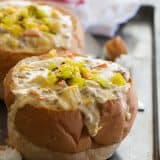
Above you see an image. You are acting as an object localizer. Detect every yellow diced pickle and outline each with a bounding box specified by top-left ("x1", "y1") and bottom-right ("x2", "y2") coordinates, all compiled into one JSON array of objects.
[
  {"x1": 37, "y1": 9, "x2": 47, "y2": 18},
  {"x1": 65, "y1": 59, "x2": 85, "y2": 69},
  {"x1": 27, "y1": 5, "x2": 37, "y2": 16},
  {"x1": 83, "y1": 97, "x2": 94, "y2": 105},
  {"x1": 111, "y1": 73, "x2": 126, "y2": 86},
  {"x1": 70, "y1": 77, "x2": 85, "y2": 88},
  {"x1": 50, "y1": 21, "x2": 61, "y2": 33},
  {"x1": 52, "y1": 10, "x2": 60, "y2": 18},
  {"x1": 59, "y1": 64, "x2": 74, "y2": 79},
  {"x1": 20, "y1": 8, "x2": 29, "y2": 18},
  {"x1": 32, "y1": 76, "x2": 49, "y2": 88},
  {"x1": 0, "y1": 13, "x2": 3, "y2": 19},
  {"x1": 48, "y1": 72, "x2": 58, "y2": 85},
  {"x1": 9, "y1": 25, "x2": 23, "y2": 36},
  {"x1": 81, "y1": 67, "x2": 93, "y2": 79},
  {"x1": 74, "y1": 67, "x2": 81, "y2": 78},
  {"x1": 48, "y1": 63, "x2": 57, "y2": 71},
  {"x1": 77, "y1": 61, "x2": 86, "y2": 69},
  {"x1": 6, "y1": 7, "x2": 15, "y2": 14},
  {"x1": 96, "y1": 78, "x2": 110, "y2": 88},
  {"x1": 2, "y1": 17, "x2": 14, "y2": 26},
  {"x1": 24, "y1": 19, "x2": 37, "y2": 29},
  {"x1": 42, "y1": 18, "x2": 51, "y2": 26},
  {"x1": 38, "y1": 25, "x2": 49, "y2": 32}
]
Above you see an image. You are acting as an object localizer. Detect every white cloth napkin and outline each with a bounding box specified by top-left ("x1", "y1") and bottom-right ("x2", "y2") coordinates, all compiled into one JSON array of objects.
[{"x1": 51, "y1": 0, "x2": 140, "y2": 36}]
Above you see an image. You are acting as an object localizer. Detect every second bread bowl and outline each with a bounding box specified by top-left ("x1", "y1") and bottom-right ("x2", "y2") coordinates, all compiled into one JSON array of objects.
[{"x1": 0, "y1": 0, "x2": 84, "y2": 98}]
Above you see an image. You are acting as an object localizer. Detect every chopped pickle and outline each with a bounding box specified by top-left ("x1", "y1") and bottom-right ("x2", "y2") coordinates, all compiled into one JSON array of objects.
[
  {"x1": 69, "y1": 77, "x2": 85, "y2": 88},
  {"x1": 59, "y1": 64, "x2": 74, "y2": 79},
  {"x1": 96, "y1": 78, "x2": 110, "y2": 88},
  {"x1": 48, "y1": 63, "x2": 57, "y2": 71},
  {"x1": 42, "y1": 17, "x2": 51, "y2": 26},
  {"x1": 81, "y1": 67, "x2": 93, "y2": 79},
  {"x1": 50, "y1": 21, "x2": 61, "y2": 33},
  {"x1": 77, "y1": 61, "x2": 86, "y2": 69},
  {"x1": 65, "y1": 59, "x2": 86, "y2": 70},
  {"x1": 52, "y1": 10, "x2": 60, "y2": 18},
  {"x1": 0, "y1": 13, "x2": 3, "y2": 19},
  {"x1": 25, "y1": 22, "x2": 38, "y2": 29},
  {"x1": 2, "y1": 17, "x2": 14, "y2": 26},
  {"x1": 32, "y1": 76, "x2": 50, "y2": 88},
  {"x1": 38, "y1": 25, "x2": 49, "y2": 32},
  {"x1": 6, "y1": 7, "x2": 15, "y2": 14},
  {"x1": 37, "y1": 9, "x2": 47, "y2": 18},
  {"x1": 111, "y1": 73, "x2": 126, "y2": 86},
  {"x1": 9, "y1": 25, "x2": 23, "y2": 36},
  {"x1": 27, "y1": 5, "x2": 38, "y2": 16},
  {"x1": 73, "y1": 67, "x2": 81, "y2": 78},
  {"x1": 83, "y1": 97, "x2": 94, "y2": 105},
  {"x1": 23, "y1": 18, "x2": 38, "y2": 29},
  {"x1": 20, "y1": 8, "x2": 29, "y2": 18},
  {"x1": 48, "y1": 72, "x2": 58, "y2": 85}
]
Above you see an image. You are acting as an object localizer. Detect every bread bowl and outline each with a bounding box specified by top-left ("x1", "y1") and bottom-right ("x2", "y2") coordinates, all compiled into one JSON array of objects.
[
  {"x1": 0, "y1": 0, "x2": 84, "y2": 99},
  {"x1": 4, "y1": 51, "x2": 138, "y2": 160}
]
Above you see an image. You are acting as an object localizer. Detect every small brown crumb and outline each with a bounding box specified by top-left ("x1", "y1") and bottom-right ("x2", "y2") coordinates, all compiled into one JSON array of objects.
[{"x1": 104, "y1": 36, "x2": 128, "y2": 61}]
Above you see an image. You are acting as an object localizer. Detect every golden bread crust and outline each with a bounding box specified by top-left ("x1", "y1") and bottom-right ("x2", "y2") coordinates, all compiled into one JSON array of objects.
[
  {"x1": 93, "y1": 84, "x2": 137, "y2": 144},
  {"x1": 15, "y1": 105, "x2": 91, "y2": 153}
]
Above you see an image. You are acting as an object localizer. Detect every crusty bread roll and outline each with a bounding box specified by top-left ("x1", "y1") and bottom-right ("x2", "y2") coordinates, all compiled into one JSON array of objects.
[
  {"x1": 0, "y1": 0, "x2": 84, "y2": 99},
  {"x1": 4, "y1": 51, "x2": 138, "y2": 160}
]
